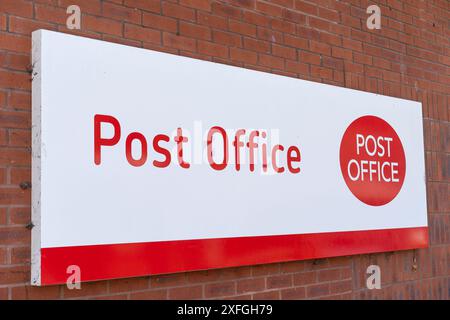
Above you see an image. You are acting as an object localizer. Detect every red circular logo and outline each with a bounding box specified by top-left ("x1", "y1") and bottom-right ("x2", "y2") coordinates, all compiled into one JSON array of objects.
[{"x1": 339, "y1": 116, "x2": 406, "y2": 206}]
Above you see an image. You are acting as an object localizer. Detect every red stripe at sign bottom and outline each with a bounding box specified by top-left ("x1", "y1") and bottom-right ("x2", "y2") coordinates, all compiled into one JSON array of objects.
[{"x1": 40, "y1": 227, "x2": 428, "y2": 285}]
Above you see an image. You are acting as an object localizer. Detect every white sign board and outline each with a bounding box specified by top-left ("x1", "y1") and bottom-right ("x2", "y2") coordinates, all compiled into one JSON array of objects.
[{"x1": 32, "y1": 30, "x2": 428, "y2": 286}]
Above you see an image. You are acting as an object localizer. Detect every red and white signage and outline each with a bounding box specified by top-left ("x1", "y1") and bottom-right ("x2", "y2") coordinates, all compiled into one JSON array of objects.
[{"x1": 31, "y1": 30, "x2": 428, "y2": 286}]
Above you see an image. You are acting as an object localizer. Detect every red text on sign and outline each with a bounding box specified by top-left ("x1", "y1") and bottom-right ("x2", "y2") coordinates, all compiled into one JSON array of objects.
[{"x1": 94, "y1": 114, "x2": 301, "y2": 174}]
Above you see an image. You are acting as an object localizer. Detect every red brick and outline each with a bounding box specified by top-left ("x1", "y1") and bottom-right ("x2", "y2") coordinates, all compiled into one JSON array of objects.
[
  {"x1": 180, "y1": 22, "x2": 211, "y2": 41},
  {"x1": 0, "y1": 168, "x2": 6, "y2": 185},
  {"x1": 252, "y1": 290, "x2": 280, "y2": 300},
  {"x1": 311, "y1": 65, "x2": 333, "y2": 80},
  {"x1": 0, "y1": 0, "x2": 33, "y2": 18},
  {"x1": 266, "y1": 274, "x2": 293, "y2": 289},
  {"x1": 197, "y1": 12, "x2": 228, "y2": 30},
  {"x1": 220, "y1": 266, "x2": 252, "y2": 280},
  {"x1": 294, "y1": 0, "x2": 317, "y2": 15},
  {"x1": 102, "y1": 2, "x2": 142, "y2": 24},
  {"x1": 0, "y1": 129, "x2": 7, "y2": 146},
  {"x1": 124, "y1": 0, "x2": 161, "y2": 14},
  {"x1": 272, "y1": 44, "x2": 297, "y2": 60},
  {"x1": 0, "y1": 90, "x2": 6, "y2": 107},
  {"x1": 62, "y1": 281, "x2": 108, "y2": 298},
  {"x1": 323, "y1": 56, "x2": 344, "y2": 71},
  {"x1": 0, "y1": 247, "x2": 6, "y2": 264},
  {"x1": 237, "y1": 278, "x2": 265, "y2": 294},
  {"x1": 284, "y1": 34, "x2": 308, "y2": 50},
  {"x1": 293, "y1": 271, "x2": 316, "y2": 285},
  {"x1": 6, "y1": 208, "x2": 26, "y2": 225},
  {"x1": 0, "y1": 34, "x2": 30, "y2": 54},
  {"x1": 83, "y1": 15, "x2": 123, "y2": 37},
  {"x1": 93, "y1": 294, "x2": 129, "y2": 300},
  {"x1": 229, "y1": 19, "x2": 257, "y2": 37},
  {"x1": 162, "y1": 2, "x2": 196, "y2": 22},
  {"x1": 130, "y1": 289, "x2": 167, "y2": 300},
  {"x1": 330, "y1": 280, "x2": 352, "y2": 295},
  {"x1": 0, "y1": 265, "x2": 29, "y2": 285},
  {"x1": 0, "y1": 14, "x2": 7, "y2": 31},
  {"x1": 0, "y1": 226, "x2": 30, "y2": 245},
  {"x1": 35, "y1": 4, "x2": 67, "y2": 25},
  {"x1": 297, "y1": 26, "x2": 320, "y2": 40},
  {"x1": 310, "y1": 18, "x2": 333, "y2": 32},
  {"x1": 0, "y1": 187, "x2": 29, "y2": 206},
  {"x1": 9, "y1": 207, "x2": 30, "y2": 225},
  {"x1": 10, "y1": 168, "x2": 30, "y2": 185},
  {"x1": 310, "y1": 40, "x2": 331, "y2": 55},
  {"x1": 180, "y1": 0, "x2": 212, "y2": 12},
  {"x1": 318, "y1": 7, "x2": 339, "y2": 21},
  {"x1": 279, "y1": 261, "x2": 305, "y2": 274},
  {"x1": 271, "y1": 18, "x2": 296, "y2": 34},
  {"x1": 198, "y1": 40, "x2": 228, "y2": 59},
  {"x1": 307, "y1": 283, "x2": 330, "y2": 298},
  {"x1": 10, "y1": 246, "x2": 30, "y2": 264},
  {"x1": 343, "y1": 38, "x2": 362, "y2": 52},
  {"x1": 205, "y1": 281, "x2": 236, "y2": 298},
  {"x1": 256, "y1": 1, "x2": 283, "y2": 17},
  {"x1": 4, "y1": 53, "x2": 30, "y2": 72},
  {"x1": 163, "y1": 32, "x2": 196, "y2": 52},
  {"x1": 185, "y1": 270, "x2": 220, "y2": 283},
  {"x1": 0, "y1": 287, "x2": 7, "y2": 299},
  {"x1": 332, "y1": 47, "x2": 353, "y2": 60},
  {"x1": 59, "y1": 0, "x2": 101, "y2": 15},
  {"x1": 168, "y1": 285, "x2": 203, "y2": 299},
  {"x1": 0, "y1": 111, "x2": 30, "y2": 129},
  {"x1": 150, "y1": 273, "x2": 187, "y2": 288},
  {"x1": 9, "y1": 16, "x2": 56, "y2": 35},
  {"x1": 243, "y1": 38, "x2": 270, "y2": 54},
  {"x1": 318, "y1": 268, "x2": 342, "y2": 282},
  {"x1": 213, "y1": 30, "x2": 242, "y2": 47},
  {"x1": 109, "y1": 277, "x2": 149, "y2": 293},
  {"x1": 212, "y1": 2, "x2": 242, "y2": 19},
  {"x1": 9, "y1": 129, "x2": 31, "y2": 147},
  {"x1": 252, "y1": 263, "x2": 280, "y2": 276},
  {"x1": 243, "y1": 10, "x2": 271, "y2": 27},
  {"x1": 281, "y1": 287, "x2": 306, "y2": 299},
  {"x1": 286, "y1": 60, "x2": 309, "y2": 75},
  {"x1": 431, "y1": 247, "x2": 447, "y2": 277},
  {"x1": 143, "y1": 13, "x2": 177, "y2": 33},
  {"x1": 342, "y1": 14, "x2": 361, "y2": 29},
  {"x1": 0, "y1": 148, "x2": 30, "y2": 166},
  {"x1": 319, "y1": 32, "x2": 341, "y2": 46},
  {"x1": 224, "y1": 294, "x2": 252, "y2": 300},
  {"x1": 230, "y1": 47, "x2": 257, "y2": 64},
  {"x1": 283, "y1": 8, "x2": 307, "y2": 24},
  {"x1": 258, "y1": 53, "x2": 284, "y2": 70},
  {"x1": 7, "y1": 91, "x2": 31, "y2": 110},
  {"x1": 257, "y1": 27, "x2": 283, "y2": 43},
  {"x1": 345, "y1": 61, "x2": 363, "y2": 74},
  {"x1": 124, "y1": 24, "x2": 161, "y2": 44}
]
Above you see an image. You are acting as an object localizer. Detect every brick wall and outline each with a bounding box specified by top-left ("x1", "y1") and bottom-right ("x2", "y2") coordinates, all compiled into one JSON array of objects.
[{"x1": 0, "y1": 0, "x2": 448, "y2": 300}]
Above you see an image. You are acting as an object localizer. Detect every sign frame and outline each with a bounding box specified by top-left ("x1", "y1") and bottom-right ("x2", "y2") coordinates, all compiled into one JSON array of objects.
[{"x1": 31, "y1": 30, "x2": 428, "y2": 286}]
